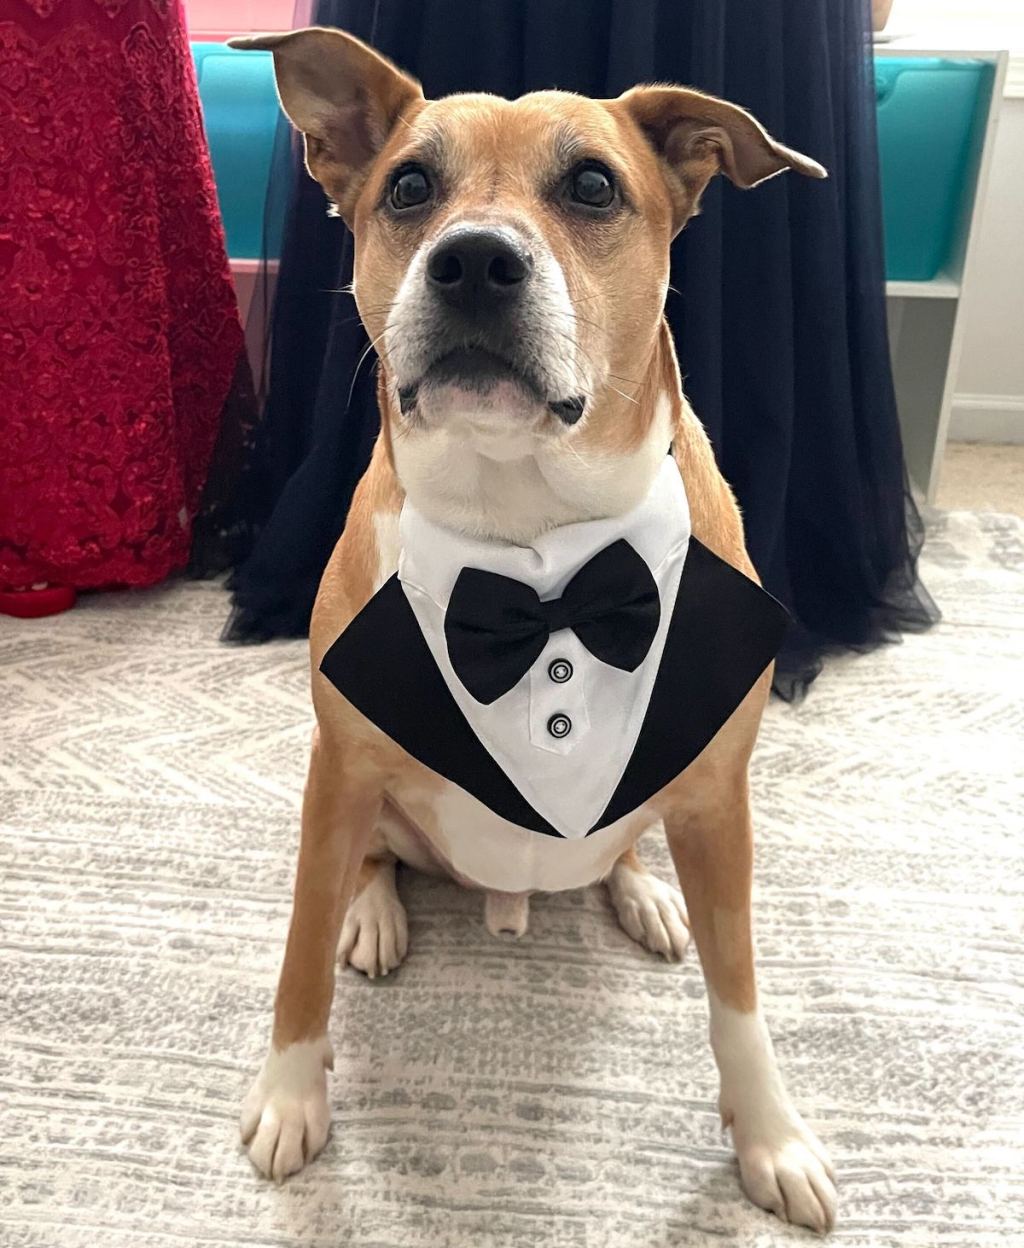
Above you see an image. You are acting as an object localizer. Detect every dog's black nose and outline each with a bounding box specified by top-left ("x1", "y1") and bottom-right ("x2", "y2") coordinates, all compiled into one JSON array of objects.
[{"x1": 426, "y1": 228, "x2": 532, "y2": 313}]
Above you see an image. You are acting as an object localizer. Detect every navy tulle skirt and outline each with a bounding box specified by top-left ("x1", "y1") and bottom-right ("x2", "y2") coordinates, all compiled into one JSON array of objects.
[{"x1": 198, "y1": 0, "x2": 937, "y2": 697}]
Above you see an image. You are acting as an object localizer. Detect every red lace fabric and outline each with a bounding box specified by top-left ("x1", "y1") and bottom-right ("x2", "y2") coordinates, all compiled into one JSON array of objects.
[{"x1": 0, "y1": 0, "x2": 245, "y2": 590}]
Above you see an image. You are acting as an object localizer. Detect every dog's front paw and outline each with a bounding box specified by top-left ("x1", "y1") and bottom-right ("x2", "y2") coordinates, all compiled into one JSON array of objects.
[
  {"x1": 730, "y1": 1105, "x2": 836, "y2": 1234},
  {"x1": 607, "y1": 862, "x2": 690, "y2": 960},
  {"x1": 240, "y1": 1037, "x2": 333, "y2": 1182}
]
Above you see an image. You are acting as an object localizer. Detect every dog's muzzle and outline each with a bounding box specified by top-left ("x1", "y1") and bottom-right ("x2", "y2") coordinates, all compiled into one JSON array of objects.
[{"x1": 391, "y1": 224, "x2": 588, "y2": 425}]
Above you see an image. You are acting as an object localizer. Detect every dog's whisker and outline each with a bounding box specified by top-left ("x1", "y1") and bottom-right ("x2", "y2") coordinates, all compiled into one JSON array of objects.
[
  {"x1": 346, "y1": 328, "x2": 391, "y2": 411},
  {"x1": 606, "y1": 383, "x2": 641, "y2": 406},
  {"x1": 541, "y1": 325, "x2": 644, "y2": 399}
]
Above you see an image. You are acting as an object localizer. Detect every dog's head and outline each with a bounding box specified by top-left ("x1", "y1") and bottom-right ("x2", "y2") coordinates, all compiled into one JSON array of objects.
[{"x1": 236, "y1": 27, "x2": 824, "y2": 471}]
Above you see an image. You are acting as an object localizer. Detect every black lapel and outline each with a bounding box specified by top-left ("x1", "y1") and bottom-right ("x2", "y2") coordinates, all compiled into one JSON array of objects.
[
  {"x1": 318, "y1": 539, "x2": 788, "y2": 840},
  {"x1": 592, "y1": 538, "x2": 789, "y2": 830},
  {"x1": 319, "y1": 576, "x2": 562, "y2": 836}
]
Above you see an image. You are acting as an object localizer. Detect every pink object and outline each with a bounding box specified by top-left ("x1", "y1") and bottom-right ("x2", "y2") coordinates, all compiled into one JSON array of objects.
[{"x1": 184, "y1": 0, "x2": 293, "y2": 39}]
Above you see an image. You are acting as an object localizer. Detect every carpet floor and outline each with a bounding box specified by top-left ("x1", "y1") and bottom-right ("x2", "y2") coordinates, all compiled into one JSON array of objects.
[{"x1": 1, "y1": 510, "x2": 1022, "y2": 1248}]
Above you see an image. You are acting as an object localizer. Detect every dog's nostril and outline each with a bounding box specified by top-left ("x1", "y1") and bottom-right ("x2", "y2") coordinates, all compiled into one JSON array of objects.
[
  {"x1": 428, "y1": 250, "x2": 462, "y2": 286},
  {"x1": 426, "y1": 230, "x2": 533, "y2": 303},
  {"x1": 488, "y1": 252, "x2": 527, "y2": 286}
]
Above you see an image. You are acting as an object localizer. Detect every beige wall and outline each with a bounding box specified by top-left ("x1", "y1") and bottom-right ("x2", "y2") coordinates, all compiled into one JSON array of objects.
[{"x1": 951, "y1": 99, "x2": 1024, "y2": 440}]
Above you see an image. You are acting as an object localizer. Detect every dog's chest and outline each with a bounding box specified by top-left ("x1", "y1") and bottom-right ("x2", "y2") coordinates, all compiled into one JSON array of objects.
[{"x1": 386, "y1": 771, "x2": 651, "y2": 892}]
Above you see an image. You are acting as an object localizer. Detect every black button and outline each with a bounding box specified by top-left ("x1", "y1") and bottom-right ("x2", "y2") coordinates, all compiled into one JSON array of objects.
[
  {"x1": 548, "y1": 658, "x2": 573, "y2": 684},
  {"x1": 547, "y1": 713, "x2": 572, "y2": 739}
]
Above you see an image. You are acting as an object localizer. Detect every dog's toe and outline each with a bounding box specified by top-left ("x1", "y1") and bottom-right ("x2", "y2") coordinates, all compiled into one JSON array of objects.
[
  {"x1": 240, "y1": 1038, "x2": 332, "y2": 1182},
  {"x1": 607, "y1": 862, "x2": 690, "y2": 961},
  {"x1": 338, "y1": 868, "x2": 408, "y2": 978},
  {"x1": 731, "y1": 1111, "x2": 837, "y2": 1233}
]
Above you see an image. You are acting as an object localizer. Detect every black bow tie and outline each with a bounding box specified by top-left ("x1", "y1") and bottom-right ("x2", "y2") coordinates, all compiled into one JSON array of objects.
[{"x1": 444, "y1": 539, "x2": 661, "y2": 705}]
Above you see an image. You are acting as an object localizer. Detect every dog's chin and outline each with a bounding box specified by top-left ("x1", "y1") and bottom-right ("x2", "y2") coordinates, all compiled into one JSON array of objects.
[
  {"x1": 397, "y1": 347, "x2": 560, "y2": 458},
  {"x1": 415, "y1": 381, "x2": 550, "y2": 460},
  {"x1": 396, "y1": 348, "x2": 588, "y2": 460}
]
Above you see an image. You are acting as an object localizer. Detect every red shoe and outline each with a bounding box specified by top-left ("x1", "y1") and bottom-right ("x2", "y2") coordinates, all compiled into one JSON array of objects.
[{"x1": 0, "y1": 584, "x2": 77, "y2": 618}]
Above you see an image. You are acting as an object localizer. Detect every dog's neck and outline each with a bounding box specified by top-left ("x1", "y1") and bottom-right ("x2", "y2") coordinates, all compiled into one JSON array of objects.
[{"x1": 386, "y1": 322, "x2": 679, "y2": 546}]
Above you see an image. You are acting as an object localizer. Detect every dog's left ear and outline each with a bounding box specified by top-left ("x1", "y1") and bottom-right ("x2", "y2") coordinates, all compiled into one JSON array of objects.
[
  {"x1": 617, "y1": 86, "x2": 827, "y2": 234},
  {"x1": 229, "y1": 27, "x2": 424, "y2": 224}
]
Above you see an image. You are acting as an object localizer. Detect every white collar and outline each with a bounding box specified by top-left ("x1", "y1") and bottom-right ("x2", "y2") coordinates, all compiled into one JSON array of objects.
[{"x1": 398, "y1": 456, "x2": 690, "y2": 609}]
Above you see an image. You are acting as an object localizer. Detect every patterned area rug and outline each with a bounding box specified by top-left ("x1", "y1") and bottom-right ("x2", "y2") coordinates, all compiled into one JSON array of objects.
[{"x1": 2, "y1": 511, "x2": 1022, "y2": 1248}]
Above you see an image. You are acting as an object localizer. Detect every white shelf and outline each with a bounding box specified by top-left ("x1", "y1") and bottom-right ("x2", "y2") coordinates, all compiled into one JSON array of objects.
[
  {"x1": 874, "y1": 45, "x2": 1008, "y2": 500},
  {"x1": 885, "y1": 272, "x2": 961, "y2": 299},
  {"x1": 228, "y1": 257, "x2": 279, "y2": 275},
  {"x1": 876, "y1": 39, "x2": 1006, "y2": 59}
]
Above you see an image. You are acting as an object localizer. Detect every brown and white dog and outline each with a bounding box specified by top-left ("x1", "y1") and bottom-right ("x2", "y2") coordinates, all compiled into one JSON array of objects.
[{"x1": 230, "y1": 27, "x2": 835, "y2": 1233}]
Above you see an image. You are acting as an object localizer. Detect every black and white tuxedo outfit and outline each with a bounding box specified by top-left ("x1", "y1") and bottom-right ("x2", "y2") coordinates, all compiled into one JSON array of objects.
[{"x1": 321, "y1": 459, "x2": 787, "y2": 892}]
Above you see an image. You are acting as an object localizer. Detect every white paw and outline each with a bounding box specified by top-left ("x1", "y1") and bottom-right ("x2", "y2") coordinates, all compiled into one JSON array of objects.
[
  {"x1": 730, "y1": 1107, "x2": 837, "y2": 1234},
  {"x1": 338, "y1": 866, "x2": 408, "y2": 978},
  {"x1": 607, "y1": 864, "x2": 690, "y2": 960},
  {"x1": 240, "y1": 1037, "x2": 333, "y2": 1182}
]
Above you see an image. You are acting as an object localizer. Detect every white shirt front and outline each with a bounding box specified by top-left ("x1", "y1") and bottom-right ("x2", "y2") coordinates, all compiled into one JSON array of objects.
[{"x1": 397, "y1": 458, "x2": 692, "y2": 839}]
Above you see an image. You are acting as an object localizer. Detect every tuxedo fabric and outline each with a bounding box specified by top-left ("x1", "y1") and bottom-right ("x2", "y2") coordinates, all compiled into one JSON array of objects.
[
  {"x1": 320, "y1": 462, "x2": 790, "y2": 840},
  {"x1": 395, "y1": 461, "x2": 690, "y2": 837}
]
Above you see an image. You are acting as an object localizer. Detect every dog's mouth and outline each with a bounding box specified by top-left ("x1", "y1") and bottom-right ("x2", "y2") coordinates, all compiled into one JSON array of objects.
[{"x1": 398, "y1": 346, "x2": 586, "y2": 426}]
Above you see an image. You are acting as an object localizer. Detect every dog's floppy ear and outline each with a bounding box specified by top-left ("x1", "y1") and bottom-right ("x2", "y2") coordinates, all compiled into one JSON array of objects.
[
  {"x1": 617, "y1": 86, "x2": 826, "y2": 234},
  {"x1": 228, "y1": 27, "x2": 423, "y2": 223}
]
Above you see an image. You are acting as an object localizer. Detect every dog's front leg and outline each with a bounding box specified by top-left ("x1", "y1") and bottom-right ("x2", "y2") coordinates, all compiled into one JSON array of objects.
[
  {"x1": 240, "y1": 727, "x2": 382, "y2": 1181},
  {"x1": 665, "y1": 772, "x2": 837, "y2": 1233}
]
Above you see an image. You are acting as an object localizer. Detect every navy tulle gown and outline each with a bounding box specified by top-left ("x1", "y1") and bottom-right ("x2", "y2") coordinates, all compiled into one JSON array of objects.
[{"x1": 208, "y1": 0, "x2": 937, "y2": 696}]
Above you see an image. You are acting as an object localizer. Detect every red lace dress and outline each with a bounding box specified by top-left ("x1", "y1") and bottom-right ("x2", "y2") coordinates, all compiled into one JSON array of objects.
[{"x1": 0, "y1": 0, "x2": 245, "y2": 591}]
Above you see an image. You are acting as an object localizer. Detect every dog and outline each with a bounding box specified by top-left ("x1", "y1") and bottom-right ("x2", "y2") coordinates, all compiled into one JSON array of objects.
[{"x1": 229, "y1": 27, "x2": 835, "y2": 1233}]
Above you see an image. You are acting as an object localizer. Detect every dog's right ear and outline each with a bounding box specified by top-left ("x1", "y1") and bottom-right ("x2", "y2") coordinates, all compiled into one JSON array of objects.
[{"x1": 229, "y1": 27, "x2": 423, "y2": 224}]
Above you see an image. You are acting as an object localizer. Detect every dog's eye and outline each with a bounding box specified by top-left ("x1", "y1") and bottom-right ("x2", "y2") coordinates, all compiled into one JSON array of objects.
[
  {"x1": 569, "y1": 163, "x2": 616, "y2": 210},
  {"x1": 390, "y1": 166, "x2": 433, "y2": 211}
]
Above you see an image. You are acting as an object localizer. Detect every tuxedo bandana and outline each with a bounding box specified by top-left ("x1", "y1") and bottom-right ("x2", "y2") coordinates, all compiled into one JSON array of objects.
[{"x1": 321, "y1": 459, "x2": 789, "y2": 840}]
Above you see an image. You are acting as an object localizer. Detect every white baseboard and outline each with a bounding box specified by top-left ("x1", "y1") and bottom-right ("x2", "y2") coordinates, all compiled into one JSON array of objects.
[{"x1": 949, "y1": 393, "x2": 1024, "y2": 443}]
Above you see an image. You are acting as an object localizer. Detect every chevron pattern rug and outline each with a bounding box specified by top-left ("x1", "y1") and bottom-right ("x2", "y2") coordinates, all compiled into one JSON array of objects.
[{"x1": 2, "y1": 510, "x2": 1022, "y2": 1248}]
